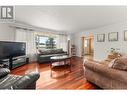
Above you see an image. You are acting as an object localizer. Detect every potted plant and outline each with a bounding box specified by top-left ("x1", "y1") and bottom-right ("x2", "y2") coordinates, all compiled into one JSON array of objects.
[{"x1": 110, "y1": 48, "x2": 121, "y2": 58}]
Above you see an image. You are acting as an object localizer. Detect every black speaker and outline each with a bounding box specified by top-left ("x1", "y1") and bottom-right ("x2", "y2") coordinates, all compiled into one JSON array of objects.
[{"x1": 26, "y1": 57, "x2": 29, "y2": 63}]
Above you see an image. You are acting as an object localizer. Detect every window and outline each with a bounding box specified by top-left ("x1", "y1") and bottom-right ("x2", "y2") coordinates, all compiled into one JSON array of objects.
[
  {"x1": 36, "y1": 35, "x2": 57, "y2": 50},
  {"x1": 35, "y1": 33, "x2": 68, "y2": 51}
]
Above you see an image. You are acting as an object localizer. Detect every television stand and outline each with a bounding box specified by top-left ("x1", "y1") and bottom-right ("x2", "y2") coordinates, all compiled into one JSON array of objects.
[
  {"x1": 0, "y1": 59, "x2": 10, "y2": 68},
  {"x1": 8, "y1": 56, "x2": 28, "y2": 70},
  {"x1": 9, "y1": 58, "x2": 13, "y2": 69},
  {"x1": 0, "y1": 60, "x2": 8, "y2": 63}
]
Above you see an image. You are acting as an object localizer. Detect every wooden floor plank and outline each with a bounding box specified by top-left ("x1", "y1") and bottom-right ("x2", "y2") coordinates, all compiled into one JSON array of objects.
[{"x1": 11, "y1": 57, "x2": 99, "y2": 89}]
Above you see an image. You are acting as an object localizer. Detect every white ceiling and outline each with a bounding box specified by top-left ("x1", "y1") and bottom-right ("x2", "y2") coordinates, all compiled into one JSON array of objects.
[{"x1": 15, "y1": 6, "x2": 127, "y2": 33}]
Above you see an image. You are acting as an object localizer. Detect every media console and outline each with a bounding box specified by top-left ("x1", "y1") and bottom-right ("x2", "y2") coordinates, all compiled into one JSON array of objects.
[
  {"x1": 0, "y1": 56, "x2": 29, "y2": 69},
  {"x1": 0, "y1": 41, "x2": 27, "y2": 69}
]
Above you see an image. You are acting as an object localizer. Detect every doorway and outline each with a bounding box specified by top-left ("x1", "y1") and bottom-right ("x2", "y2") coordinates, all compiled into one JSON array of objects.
[{"x1": 81, "y1": 35, "x2": 94, "y2": 58}]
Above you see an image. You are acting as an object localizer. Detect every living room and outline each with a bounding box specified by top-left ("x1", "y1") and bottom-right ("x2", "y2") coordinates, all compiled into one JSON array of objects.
[{"x1": 0, "y1": 4, "x2": 127, "y2": 93}]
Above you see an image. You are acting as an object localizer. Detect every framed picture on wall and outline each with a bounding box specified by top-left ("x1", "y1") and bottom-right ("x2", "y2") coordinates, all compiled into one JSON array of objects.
[
  {"x1": 97, "y1": 34, "x2": 105, "y2": 42},
  {"x1": 108, "y1": 32, "x2": 118, "y2": 41},
  {"x1": 124, "y1": 30, "x2": 127, "y2": 41}
]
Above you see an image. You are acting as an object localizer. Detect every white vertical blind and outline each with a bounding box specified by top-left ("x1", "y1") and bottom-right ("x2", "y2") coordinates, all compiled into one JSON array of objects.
[
  {"x1": 15, "y1": 29, "x2": 36, "y2": 61},
  {"x1": 56, "y1": 34, "x2": 68, "y2": 51}
]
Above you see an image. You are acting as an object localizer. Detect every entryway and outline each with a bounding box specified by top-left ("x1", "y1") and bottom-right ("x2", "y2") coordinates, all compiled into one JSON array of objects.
[{"x1": 81, "y1": 35, "x2": 94, "y2": 59}]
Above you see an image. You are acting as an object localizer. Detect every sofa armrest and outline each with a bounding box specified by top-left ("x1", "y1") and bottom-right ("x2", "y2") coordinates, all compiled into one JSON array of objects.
[
  {"x1": 12, "y1": 72, "x2": 40, "y2": 89},
  {"x1": 26, "y1": 72, "x2": 40, "y2": 83},
  {"x1": 84, "y1": 60, "x2": 127, "y2": 83},
  {"x1": 0, "y1": 68, "x2": 10, "y2": 78}
]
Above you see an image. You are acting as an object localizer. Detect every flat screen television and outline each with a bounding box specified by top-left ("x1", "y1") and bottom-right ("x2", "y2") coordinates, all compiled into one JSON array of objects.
[{"x1": 0, "y1": 41, "x2": 26, "y2": 60}]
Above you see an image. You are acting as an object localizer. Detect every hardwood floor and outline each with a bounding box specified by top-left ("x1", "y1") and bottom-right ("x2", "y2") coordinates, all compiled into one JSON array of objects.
[{"x1": 11, "y1": 57, "x2": 99, "y2": 90}]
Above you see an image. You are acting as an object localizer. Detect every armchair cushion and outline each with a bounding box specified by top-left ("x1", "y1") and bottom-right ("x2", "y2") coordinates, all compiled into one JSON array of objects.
[
  {"x1": 12, "y1": 72, "x2": 40, "y2": 89},
  {"x1": 12, "y1": 75, "x2": 31, "y2": 89},
  {"x1": 0, "y1": 68, "x2": 10, "y2": 78}
]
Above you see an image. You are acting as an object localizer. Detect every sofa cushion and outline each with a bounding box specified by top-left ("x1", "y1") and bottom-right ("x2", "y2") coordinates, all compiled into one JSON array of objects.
[
  {"x1": 12, "y1": 75, "x2": 31, "y2": 89},
  {"x1": 12, "y1": 72, "x2": 40, "y2": 89},
  {"x1": 53, "y1": 49, "x2": 64, "y2": 54},
  {"x1": 0, "y1": 68, "x2": 10, "y2": 78},
  {"x1": 38, "y1": 49, "x2": 64, "y2": 55},
  {"x1": 38, "y1": 49, "x2": 50, "y2": 55},
  {"x1": 109, "y1": 56, "x2": 127, "y2": 70},
  {"x1": 0, "y1": 75, "x2": 21, "y2": 89}
]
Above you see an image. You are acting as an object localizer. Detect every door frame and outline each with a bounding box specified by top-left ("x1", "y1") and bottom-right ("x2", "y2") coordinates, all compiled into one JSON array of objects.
[{"x1": 81, "y1": 35, "x2": 94, "y2": 57}]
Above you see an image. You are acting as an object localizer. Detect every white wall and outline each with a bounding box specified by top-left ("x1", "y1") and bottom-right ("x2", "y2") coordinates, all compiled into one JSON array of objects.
[
  {"x1": 0, "y1": 23, "x2": 15, "y2": 41},
  {"x1": 73, "y1": 21, "x2": 127, "y2": 60}
]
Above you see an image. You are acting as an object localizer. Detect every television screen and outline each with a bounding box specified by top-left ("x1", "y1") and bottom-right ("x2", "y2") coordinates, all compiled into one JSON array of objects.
[{"x1": 0, "y1": 41, "x2": 26, "y2": 59}]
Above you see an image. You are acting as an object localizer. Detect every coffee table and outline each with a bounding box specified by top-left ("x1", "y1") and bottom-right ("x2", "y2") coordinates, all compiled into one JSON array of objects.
[{"x1": 50, "y1": 55, "x2": 72, "y2": 77}]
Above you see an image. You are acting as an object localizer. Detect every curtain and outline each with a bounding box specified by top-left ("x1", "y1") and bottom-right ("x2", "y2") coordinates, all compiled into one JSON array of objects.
[
  {"x1": 56, "y1": 34, "x2": 68, "y2": 51},
  {"x1": 15, "y1": 29, "x2": 36, "y2": 61}
]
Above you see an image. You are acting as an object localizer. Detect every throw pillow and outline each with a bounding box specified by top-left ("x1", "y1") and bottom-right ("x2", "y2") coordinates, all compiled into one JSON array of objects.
[{"x1": 108, "y1": 56, "x2": 127, "y2": 70}]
